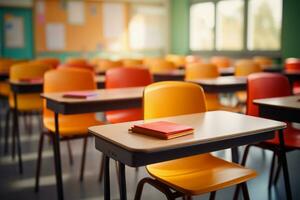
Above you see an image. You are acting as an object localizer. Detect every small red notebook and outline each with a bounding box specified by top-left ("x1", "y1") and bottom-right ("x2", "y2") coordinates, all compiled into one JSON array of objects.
[
  {"x1": 130, "y1": 121, "x2": 194, "y2": 140},
  {"x1": 62, "y1": 91, "x2": 98, "y2": 99},
  {"x1": 19, "y1": 78, "x2": 43, "y2": 83}
]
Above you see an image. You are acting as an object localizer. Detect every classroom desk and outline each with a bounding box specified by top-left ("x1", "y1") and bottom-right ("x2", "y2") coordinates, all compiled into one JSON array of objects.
[
  {"x1": 41, "y1": 87, "x2": 144, "y2": 200},
  {"x1": 254, "y1": 95, "x2": 299, "y2": 200},
  {"x1": 89, "y1": 111, "x2": 286, "y2": 200},
  {"x1": 189, "y1": 76, "x2": 247, "y2": 93}
]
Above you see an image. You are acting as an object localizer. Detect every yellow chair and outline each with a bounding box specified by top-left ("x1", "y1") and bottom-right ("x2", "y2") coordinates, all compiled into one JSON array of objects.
[
  {"x1": 149, "y1": 59, "x2": 177, "y2": 73},
  {"x1": 235, "y1": 59, "x2": 261, "y2": 103},
  {"x1": 253, "y1": 56, "x2": 273, "y2": 70},
  {"x1": 0, "y1": 59, "x2": 16, "y2": 97},
  {"x1": 185, "y1": 55, "x2": 202, "y2": 64},
  {"x1": 143, "y1": 57, "x2": 161, "y2": 68},
  {"x1": 165, "y1": 54, "x2": 186, "y2": 68},
  {"x1": 135, "y1": 81, "x2": 257, "y2": 199},
  {"x1": 122, "y1": 58, "x2": 143, "y2": 67},
  {"x1": 34, "y1": 57, "x2": 60, "y2": 69},
  {"x1": 66, "y1": 57, "x2": 88, "y2": 67},
  {"x1": 210, "y1": 56, "x2": 231, "y2": 68},
  {"x1": 94, "y1": 59, "x2": 122, "y2": 72}
]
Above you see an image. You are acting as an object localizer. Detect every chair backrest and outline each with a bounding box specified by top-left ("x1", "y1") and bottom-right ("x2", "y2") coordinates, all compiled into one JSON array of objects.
[
  {"x1": 235, "y1": 59, "x2": 261, "y2": 76},
  {"x1": 58, "y1": 63, "x2": 95, "y2": 73},
  {"x1": 66, "y1": 58, "x2": 87, "y2": 67},
  {"x1": 96, "y1": 59, "x2": 123, "y2": 71},
  {"x1": 10, "y1": 62, "x2": 52, "y2": 81},
  {"x1": 185, "y1": 63, "x2": 219, "y2": 80},
  {"x1": 35, "y1": 58, "x2": 60, "y2": 69},
  {"x1": 253, "y1": 56, "x2": 273, "y2": 69},
  {"x1": 285, "y1": 58, "x2": 300, "y2": 72},
  {"x1": 210, "y1": 56, "x2": 231, "y2": 68},
  {"x1": 0, "y1": 59, "x2": 16, "y2": 74},
  {"x1": 165, "y1": 54, "x2": 186, "y2": 68},
  {"x1": 122, "y1": 59, "x2": 143, "y2": 67},
  {"x1": 143, "y1": 81, "x2": 206, "y2": 119},
  {"x1": 106, "y1": 68, "x2": 152, "y2": 88},
  {"x1": 247, "y1": 73, "x2": 291, "y2": 116},
  {"x1": 149, "y1": 59, "x2": 176, "y2": 73},
  {"x1": 185, "y1": 55, "x2": 202, "y2": 64}
]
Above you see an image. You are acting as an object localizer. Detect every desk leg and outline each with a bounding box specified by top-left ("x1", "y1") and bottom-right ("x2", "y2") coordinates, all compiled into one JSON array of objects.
[
  {"x1": 53, "y1": 112, "x2": 64, "y2": 200},
  {"x1": 231, "y1": 147, "x2": 239, "y2": 163},
  {"x1": 278, "y1": 129, "x2": 292, "y2": 200},
  {"x1": 118, "y1": 162, "x2": 127, "y2": 200},
  {"x1": 104, "y1": 155, "x2": 110, "y2": 200},
  {"x1": 13, "y1": 92, "x2": 23, "y2": 174}
]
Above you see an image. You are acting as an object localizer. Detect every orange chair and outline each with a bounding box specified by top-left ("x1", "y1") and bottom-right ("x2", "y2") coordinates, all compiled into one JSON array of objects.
[
  {"x1": 0, "y1": 59, "x2": 16, "y2": 97},
  {"x1": 105, "y1": 68, "x2": 152, "y2": 123},
  {"x1": 122, "y1": 58, "x2": 143, "y2": 67},
  {"x1": 34, "y1": 57, "x2": 60, "y2": 69},
  {"x1": 149, "y1": 59, "x2": 177, "y2": 73},
  {"x1": 285, "y1": 58, "x2": 300, "y2": 94},
  {"x1": 253, "y1": 56, "x2": 273, "y2": 69},
  {"x1": 185, "y1": 63, "x2": 240, "y2": 112},
  {"x1": 241, "y1": 72, "x2": 300, "y2": 190},
  {"x1": 35, "y1": 68, "x2": 104, "y2": 192},
  {"x1": 165, "y1": 54, "x2": 186, "y2": 68},
  {"x1": 134, "y1": 81, "x2": 257, "y2": 200},
  {"x1": 94, "y1": 59, "x2": 123, "y2": 73},
  {"x1": 210, "y1": 56, "x2": 231, "y2": 68},
  {"x1": 235, "y1": 59, "x2": 261, "y2": 103},
  {"x1": 185, "y1": 55, "x2": 202, "y2": 64}
]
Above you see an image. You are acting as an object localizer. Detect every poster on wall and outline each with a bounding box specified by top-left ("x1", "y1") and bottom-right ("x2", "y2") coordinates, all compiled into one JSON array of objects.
[
  {"x1": 103, "y1": 3, "x2": 125, "y2": 39},
  {"x1": 67, "y1": 1, "x2": 85, "y2": 25},
  {"x1": 46, "y1": 23, "x2": 65, "y2": 50},
  {"x1": 4, "y1": 14, "x2": 25, "y2": 48}
]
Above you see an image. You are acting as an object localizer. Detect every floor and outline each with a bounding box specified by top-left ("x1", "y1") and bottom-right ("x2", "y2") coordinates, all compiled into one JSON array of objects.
[{"x1": 0, "y1": 113, "x2": 299, "y2": 200}]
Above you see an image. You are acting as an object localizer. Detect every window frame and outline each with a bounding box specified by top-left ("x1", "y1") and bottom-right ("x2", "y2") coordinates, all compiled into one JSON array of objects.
[{"x1": 189, "y1": 0, "x2": 282, "y2": 58}]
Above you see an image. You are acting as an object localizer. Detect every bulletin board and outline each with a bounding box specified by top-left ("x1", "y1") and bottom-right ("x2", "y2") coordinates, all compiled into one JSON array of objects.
[{"x1": 34, "y1": 0, "x2": 129, "y2": 53}]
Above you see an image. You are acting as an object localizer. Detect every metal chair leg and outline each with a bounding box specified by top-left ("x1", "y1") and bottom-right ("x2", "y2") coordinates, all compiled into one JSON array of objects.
[
  {"x1": 35, "y1": 132, "x2": 45, "y2": 192},
  {"x1": 268, "y1": 152, "x2": 276, "y2": 189},
  {"x1": 209, "y1": 191, "x2": 216, "y2": 200},
  {"x1": 274, "y1": 158, "x2": 282, "y2": 185},
  {"x1": 98, "y1": 154, "x2": 104, "y2": 182},
  {"x1": 79, "y1": 137, "x2": 88, "y2": 182},
  {"x1": 233, "y1": 184, "x2": 241, "y2": 200},
  {"x1": 66, "y1": 141, "x2": 74, "y2": 166},
  {"x1": 241, "y1": 145, "x2": 251, "y2": 166},
  {"x1": 4, "y1": 109, "x2": 10, "y2": 154},
  {"x1": 241, "y1": 183, "x2": 250, "y2": 200}
]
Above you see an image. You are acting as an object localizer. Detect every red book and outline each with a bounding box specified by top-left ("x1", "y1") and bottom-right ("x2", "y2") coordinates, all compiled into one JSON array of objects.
[
  {"x1": 62, "y1": 91, "x2": 98, "y2": 99},
  {"x1": 130, "y1": 121, "x2": 194, "y2": 140},
  {"x1": 19, "y1": 78, "x2": 43, "y2": 83}
]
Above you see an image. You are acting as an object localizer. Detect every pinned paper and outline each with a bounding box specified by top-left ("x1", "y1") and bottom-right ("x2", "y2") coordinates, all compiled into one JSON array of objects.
[
  {"x1": 4, "y1": 15, "x2": 25, "y2": 48},
  {"x1": 46, "y1": 23, "x2": 65, "y2": 50}
]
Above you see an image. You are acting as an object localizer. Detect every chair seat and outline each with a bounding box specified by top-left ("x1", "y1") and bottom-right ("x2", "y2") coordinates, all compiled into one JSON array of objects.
[
  {"x1": 146, "y1": 154, "x2": 257, "y2": 195},
  {"x1": 44, "y1": 113, "x2": 103, "y2": 136},
  {"x1": 106, "y1": 108, "x2": 143, "y2": 124},
  {"x1": 9, "y1": 94, "x2": 43, "y2": 111},
  {"x1": 264, "y1": 123, "x2": 300, "y2": 149},
  {"x1": 0, "y1": 82, "x2": 10, "y2": 97}
]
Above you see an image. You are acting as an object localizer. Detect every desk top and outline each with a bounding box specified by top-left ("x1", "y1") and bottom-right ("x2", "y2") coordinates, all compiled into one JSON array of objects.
[
  {"x1": 190, "y1": 76, "x2": 246, "y2": 86},
  {"x1": 90, "y1": 111, "x2": 285, "y2": 153},
  {"x1": 254, "y1": 95, "x2": 300, "y2": 111}
]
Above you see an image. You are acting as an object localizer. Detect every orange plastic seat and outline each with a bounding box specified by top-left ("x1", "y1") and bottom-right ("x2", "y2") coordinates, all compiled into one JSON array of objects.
[
  {"x1": 105, "y1": 68, "x2": 152, "y2": 124},
  {"x1": 210, "y1": 56, "x2": 231, "y2": 68},
  {"x1": 185, "y1": 55, "x2": 202, "y2": 64},
  {"x1": 43, "y1": 68, "x2": 103, "y2": 136},
  {"x1": 149, "y1": 59, "x2": 176, "y2": 73},
  {"x1": 122, "y1": 58, "x2": 143, "y2": 67},
  {"x1": 253, "y1": 56, "x2": 273, "y2": 69},
  {"x1": 135, "y1": 81, "x2": 257, "y2": 199},
  {"x1": 285, "y1": 58, "x2": 300, "y2": 94},
  {"x1": 9, "y1": 62, "x2": 52, "y2": 111},
  {"x1": 34, "y1": 57, "x2": 60, "y2": 69},
  {"x1": 0, "y1": 59, "x2": 15, "y2": 97},
  {"x1": 165, "y1": 54, "x2": 186, "y2": 68},
  {"x1": 94, "y1": 59, "x2": 123, "y2": 72},
  {"x1": 185, "y1": 63, "x2": 241, "y2": 112}
]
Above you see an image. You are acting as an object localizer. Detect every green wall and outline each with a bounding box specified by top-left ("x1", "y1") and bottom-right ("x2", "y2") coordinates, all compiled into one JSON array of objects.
[
  {"x1": 282, "y1": 0, "x2": 300, "y2": 59},
  {"x1": 170, "y1": 0, "x2": 189, "y2": 55}
]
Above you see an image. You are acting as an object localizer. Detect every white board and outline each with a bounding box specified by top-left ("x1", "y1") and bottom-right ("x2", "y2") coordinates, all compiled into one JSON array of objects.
[
  {"x1": 46, "y1": 23, "x2": 65, "y2": 50},
  {"x1": 4, "y1": 15, "x2": 25, "y2": 48},
  {"x1": 67, "y1": 1, "x2": 85, "y2": 25},
  {"x1": 103, "y1": 3, "x2": 125, "y2": 39}
]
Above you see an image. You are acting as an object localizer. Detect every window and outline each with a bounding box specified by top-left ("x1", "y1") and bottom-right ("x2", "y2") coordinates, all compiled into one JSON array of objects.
[
  {"x1": 248, "y1": 0, "x2": 282, "y2": 50},
  {"x1": 129, "y1": 5, "x2": 167, "y2": 50},
  {"x1": 189, "y1": 0, "x2": 282, "y2": 53},
  {"x1": 216, "y1": 0, "x2": 244, "y2": 50},
  {"x1": 189, "y1": 2, "x2": 215, "y2": 51}
]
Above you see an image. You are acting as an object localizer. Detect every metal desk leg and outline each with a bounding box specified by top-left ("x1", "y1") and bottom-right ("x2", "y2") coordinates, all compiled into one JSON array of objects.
[
  {"x1": 118, "y1": 162, "x2": 127, "y2": 200},
  {"x1": 53, "y1": 112, "x2": 64, "y2": 200},
  {"x1": 13, "y1": 92, "x2": 23, "y2": 174},
  {"x1": 278, "y1": 129, "x2": 292, "y2": 200},
  {"x1": 231, "y1": 147, "x2": 239, "y2": 163},
  {"x1": 104, "y1": 155, "x2": 110, "y2": 200}
]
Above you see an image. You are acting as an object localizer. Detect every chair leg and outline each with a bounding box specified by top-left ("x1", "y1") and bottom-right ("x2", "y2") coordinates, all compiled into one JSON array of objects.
[
  {"x1": 115, "y1": 161, "x2": 120, "y2": 185},
  {"x1": 274, "y1": 158, "x2": 282, "y2": 185},
  {"x1": 233, "y1": 184, "x2": 241, "y2": 200},
  {"x1": 134, "y1": 178, "x2": 177, "y2": 200},
  {"x1": 79, "y1": 137, "x2": 88, "y2": 182},
  {"x1": 241, "y1": 183, "x2": 250, "y2": 200},
  {"x1": 268, "y1": 152, "x2": 276, "y2": 189},
  {"x1": 98, "y1": 154, "x2": 104, "y2": 182},
  {"x1": 241, "y1": 145, "x2": 251, "y2": 166},
  {"x1": 4, "y1": 109, "x2": 10, "y2": 154},
  {"x1": 183, "y1": 195, "x2": 192, "y2": 200},
  {"x1": 209, "y1": 191, "x2": 216, "y2": 200},
  {"x1": 66, "y1": 141, "x2": 74, "y2": 166},
  {"x1": 35, "y1": 132, "x2": 45, "y2": 192}
]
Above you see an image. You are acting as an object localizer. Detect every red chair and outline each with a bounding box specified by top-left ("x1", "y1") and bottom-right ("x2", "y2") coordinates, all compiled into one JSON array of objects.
[
  {"x1": 105, "y1": 68, "x2": 152, "y2": 123},
  {"x1": 285, "y1": 58, "x2": 300, "y2": 94},
  {"x1": 242, "y1": 72, "x2": 300, "y2": 189}
]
